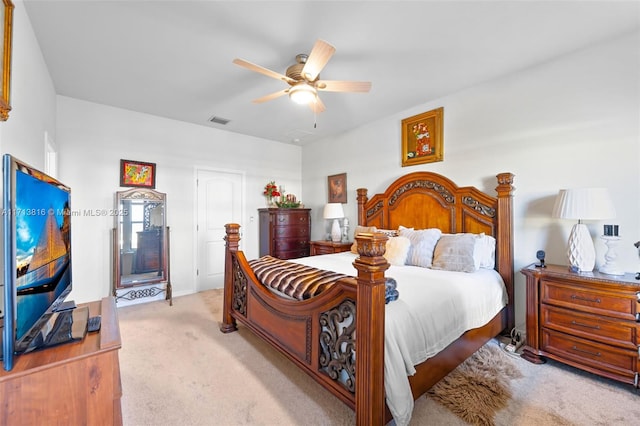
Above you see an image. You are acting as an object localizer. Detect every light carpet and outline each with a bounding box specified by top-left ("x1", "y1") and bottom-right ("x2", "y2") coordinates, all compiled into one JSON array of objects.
[{"x1": 118, "y1": 289, "x2": 640, "y2": 425}]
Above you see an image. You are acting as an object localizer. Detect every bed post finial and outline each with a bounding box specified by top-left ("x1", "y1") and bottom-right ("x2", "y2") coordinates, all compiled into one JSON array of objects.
[
  {"x1": 353, "y1": 232, "x2": 388, "y2": 426},
  {"x1": 220, "y1": 223, "x2": 240, "y2": 333},
  {"x1": 356, "y1": 188, "x2": 368, "y2": 226},
  {"x1": 495, "y1": 173, "x2": 515, "y2": 332}
]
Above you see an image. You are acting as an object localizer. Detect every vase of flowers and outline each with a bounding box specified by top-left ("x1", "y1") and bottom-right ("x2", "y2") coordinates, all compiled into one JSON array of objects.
[{"x1": 263, "y1": 181, "x2": 280, "y2": 207}]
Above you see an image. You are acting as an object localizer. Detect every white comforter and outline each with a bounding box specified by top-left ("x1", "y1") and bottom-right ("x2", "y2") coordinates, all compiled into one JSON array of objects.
[{"x1": 291, "y1": 252, "x2": 507, "y2": 426}]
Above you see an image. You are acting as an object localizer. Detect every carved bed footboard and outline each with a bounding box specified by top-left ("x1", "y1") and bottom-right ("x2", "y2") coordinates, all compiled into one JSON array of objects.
[{"x1": 221, "y1": 224, "x2": 390, "y2": 423}]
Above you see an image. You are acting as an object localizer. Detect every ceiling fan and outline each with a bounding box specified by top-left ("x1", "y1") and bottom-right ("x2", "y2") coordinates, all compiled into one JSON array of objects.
[{"x1": 233, "y1": 39, "x2": 371, "y2": 113}]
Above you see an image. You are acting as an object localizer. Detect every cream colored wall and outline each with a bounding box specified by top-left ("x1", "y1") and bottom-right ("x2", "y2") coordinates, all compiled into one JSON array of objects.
[
  {"x1": 56, "y1": 97, "x2": 302, "y2": 303},
  {"x1": 301, "y1": 32, "x2": 640, "y2": 330}
]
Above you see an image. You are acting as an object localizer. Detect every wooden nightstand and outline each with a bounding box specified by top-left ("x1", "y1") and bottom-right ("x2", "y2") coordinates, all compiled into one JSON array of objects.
[
  {"x1": 310, "y1": 240, "x2": 352, "y2": 256},
  {"x1": 520, "y1": 264, "x2": 640, "y2": 388}
]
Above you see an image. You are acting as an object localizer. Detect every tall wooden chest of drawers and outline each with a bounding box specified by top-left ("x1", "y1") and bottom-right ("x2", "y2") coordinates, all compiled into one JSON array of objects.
[
  {"x1": 521, "y1": 264, "x2": 640, "y2": 388},
  {"x1": 259, "y1": 208, "x2": 311, "y2": 260}
]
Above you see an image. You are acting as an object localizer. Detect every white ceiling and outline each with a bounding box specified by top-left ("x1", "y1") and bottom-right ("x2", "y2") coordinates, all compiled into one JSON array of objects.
[{"x1": 23, "y1": 1, "x2": 640, "y2": 145}]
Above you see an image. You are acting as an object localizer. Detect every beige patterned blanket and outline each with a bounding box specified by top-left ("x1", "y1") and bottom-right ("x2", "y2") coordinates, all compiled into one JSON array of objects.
[{"x1": 248, "y1": 255, "x2": 350, "y2": 300}]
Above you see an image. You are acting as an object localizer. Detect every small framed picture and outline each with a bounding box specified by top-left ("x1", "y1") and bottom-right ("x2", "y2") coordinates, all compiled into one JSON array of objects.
[
  {"x1": 328, "y1": 173, "x2": 347, "y2": 203},
  {"x1": 401, "y1": 107, "x2": 444, "y2": 167},
  {"x1": 120, "y1": 159, "x2": 156, "y2": 189}
]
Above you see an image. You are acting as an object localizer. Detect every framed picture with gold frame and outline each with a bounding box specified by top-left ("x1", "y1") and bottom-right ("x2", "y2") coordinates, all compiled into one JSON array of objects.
[
  {"x1": 401, "y1": 107, "x2": 444, "y2": 167},
  {"x1": 0, "y1": 0, "x2": 13, "y2": 121},
  {"x1": 328, "y1": 173, "x2": 347, "y2": 203}
]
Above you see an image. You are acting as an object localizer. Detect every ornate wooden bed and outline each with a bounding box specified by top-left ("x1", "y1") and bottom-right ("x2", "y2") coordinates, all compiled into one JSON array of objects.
[{"x1": 220, "y1": 171, "x2": 515, "y2": 425}]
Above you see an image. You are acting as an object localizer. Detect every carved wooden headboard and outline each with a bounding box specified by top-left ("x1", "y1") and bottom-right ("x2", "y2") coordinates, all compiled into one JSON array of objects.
[{"x1": 356, "y1": 171, "x2": 515, "y2": 331}]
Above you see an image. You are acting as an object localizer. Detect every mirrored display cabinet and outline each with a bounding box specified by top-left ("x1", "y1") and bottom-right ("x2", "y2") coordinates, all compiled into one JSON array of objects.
[{"x1": 112, "y1": 188, "x2": 172, "y2": 305}]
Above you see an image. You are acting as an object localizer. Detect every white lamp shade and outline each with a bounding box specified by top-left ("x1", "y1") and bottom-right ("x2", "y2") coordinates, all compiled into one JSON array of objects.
[
  {"x1": 552, "y1": 188, "x2": 616, "y2": 220},
  {"x1": 323, "y1": 203, "x2": 344, "y2": 219},
  {"x1": 552, "y1": 187, "x2": 616, "y2": 272}
]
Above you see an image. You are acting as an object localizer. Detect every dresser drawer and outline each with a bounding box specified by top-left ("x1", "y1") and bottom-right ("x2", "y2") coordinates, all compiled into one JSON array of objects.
[
  {"x1": 275, "y1": 249, "x2": 310, "y2": 260},
  {"x1": 275, "y1": 238, "x2": 309, "y2": 252},
  {"x1": 541, "y1": 279, "x2": 637, "y2": 321},
  {"x1": 273, "y1": 225, "x2": 309, "y2": 238},
  {"x1": 313, "y1": 245, "x2": 338, "y2": 255},
  {"x1": 274, "y1": 212, "x2": 309, "y2": 226},
  {"x1": 541, "y1": 329, "x2": 638, "y2": 384},
  {"x1": 541, "y1": 305, "x2": 638, "y2": 350}
]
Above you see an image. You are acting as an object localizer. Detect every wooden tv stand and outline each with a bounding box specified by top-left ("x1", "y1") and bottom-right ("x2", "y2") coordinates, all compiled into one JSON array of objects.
[{"x1": 0, "y1": 297, "x2": 122, "y2": 425}]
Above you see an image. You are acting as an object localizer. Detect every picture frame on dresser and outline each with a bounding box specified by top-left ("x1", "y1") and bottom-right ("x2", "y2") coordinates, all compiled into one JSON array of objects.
[
  {"x1": 401, "y1": 107, "x2": 444, "y2": 167},
  {"x1": 0, "y1": 0, "x2": 14, "y2": 121}
]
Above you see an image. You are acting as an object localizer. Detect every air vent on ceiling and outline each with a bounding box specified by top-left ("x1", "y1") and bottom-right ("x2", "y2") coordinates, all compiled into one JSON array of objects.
[{"x1": 209, "y1": 116, "x2": 230, "y2": 125}]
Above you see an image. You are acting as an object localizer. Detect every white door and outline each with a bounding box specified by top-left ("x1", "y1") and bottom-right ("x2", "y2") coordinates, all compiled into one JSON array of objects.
[{"x1": 196, "y1": 169, "x2": 243, "y2": 291}]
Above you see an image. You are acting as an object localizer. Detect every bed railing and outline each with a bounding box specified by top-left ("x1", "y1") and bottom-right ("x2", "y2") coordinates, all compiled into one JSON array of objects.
[{"x1": 220, "y1": 224, "x2": 391, "y2": 425}]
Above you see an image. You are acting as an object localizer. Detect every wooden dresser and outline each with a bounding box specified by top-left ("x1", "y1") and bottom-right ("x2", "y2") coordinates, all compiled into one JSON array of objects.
[
  {"x1": 0, "y1": 297, "x2": 123, "y2": 424},
  {"x1": 259, "y1": 208, "x2": 311, "y2": 260},
  {"x1": 521, "y1": 264, "x2": 640, "y2": 388},
  {"x1": 135, "y1": 228, "x2": 162, "y2": 273},
  {"x1": 310, "y1": 240, "x2": 352, "y2": 255}
]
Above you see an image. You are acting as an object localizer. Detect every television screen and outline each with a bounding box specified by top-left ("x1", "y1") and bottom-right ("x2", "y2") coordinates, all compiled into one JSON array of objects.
[{"x1": 2, "y1": 154, "x2": 72, "y2": 370}]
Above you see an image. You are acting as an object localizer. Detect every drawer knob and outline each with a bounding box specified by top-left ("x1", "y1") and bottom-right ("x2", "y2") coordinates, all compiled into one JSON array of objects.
[
  {"x1": 571, "y1": 294, "x2": 601, "y2": 304},
  {"x1": 636, "y1": 292, "x2": 640, "y2": 302},
  {"x1": 571, "y1": 345, "x2": 601, "y2": 357},
  {"x1": 571, "y1": 320, "x2": 600, "y2": 330},
  {"x1": 636, "y1": 313, "x2": 639, "y2": 323}
]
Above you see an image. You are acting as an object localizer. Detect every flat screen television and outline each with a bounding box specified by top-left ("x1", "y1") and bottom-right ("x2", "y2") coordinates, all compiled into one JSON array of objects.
[{"x1": 1, "y1": 154, "x2": 75, "y2": 371}]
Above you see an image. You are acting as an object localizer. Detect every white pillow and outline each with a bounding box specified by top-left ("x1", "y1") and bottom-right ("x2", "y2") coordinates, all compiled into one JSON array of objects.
[
  {"x1": 431, "y1": 233, "x2": 480, "y2": 272},
  {"x1": 436, "y1": 233, "x2": 496, "y2": 270},
  {"x1": 399, "y1": 227, "x2": 442, "y2": 268},
  {"x1": 384, "y1": 236, "x2": 411, "y2": 266},
  {"x1": 477, "y1": 233, "x2": 496, "y2": 269}
]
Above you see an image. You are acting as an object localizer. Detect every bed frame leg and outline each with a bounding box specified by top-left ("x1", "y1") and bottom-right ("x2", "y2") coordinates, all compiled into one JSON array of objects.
[
  {"x1": 220, "y1": 223, "x2": 240, "y2": 333},
  {"x1": 496, "y1": 172, "x2": 515, "y2": 333},
  {"x1": 353, "y1": 232, "x2": 389, "y2": 426}
]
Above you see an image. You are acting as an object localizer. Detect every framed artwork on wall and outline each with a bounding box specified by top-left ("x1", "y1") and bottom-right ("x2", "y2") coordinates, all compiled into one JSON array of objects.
[
  {"x1": 0, "y1": 0, "x2": 14, "y2": 121},
  {"x1": 120, "y1": 159, "x2": 156, "y2": 189},
  {"x1": 328, "y1": 173, "x2": 347, "y2": 203},
  {"x1": 401, "y1": 107, "x2": 444, "y2": 167}
]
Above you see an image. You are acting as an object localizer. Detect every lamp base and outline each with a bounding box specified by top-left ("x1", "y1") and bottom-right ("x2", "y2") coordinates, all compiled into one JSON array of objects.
[
  {"x1": 331, "y1": 219, "x2": 341, "y2": 243},
  {"x1": 599, "y1": 236, "x2": 624, "y2": 275},
  {"x1": 567, "y1": 223, "x2": 596, "y2": 272}
]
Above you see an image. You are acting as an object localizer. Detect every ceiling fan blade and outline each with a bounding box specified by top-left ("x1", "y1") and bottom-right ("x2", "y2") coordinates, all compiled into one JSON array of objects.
[
  {"x1": 301, "y1": 39, "x2": 336, "y2": 81},
  {"x1": 252, "y1": 89, "x2": 289, "y2": 104},
  {"x1": 309, "y1": 96, "x2": 326, "y2": 113},
  {"x1": 316, "y1": 80, "x2": 372, "y2": 93},
  {"x1": 233, "y1": 58, "x2": 294, "y2": 84}
]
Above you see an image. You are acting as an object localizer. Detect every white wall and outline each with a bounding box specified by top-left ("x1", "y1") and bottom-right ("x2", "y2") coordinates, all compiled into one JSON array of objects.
[
  {"x1": 56, "y1": 97, "x2": 302, "y2": 303},
  {"x1": 0, "y1": 0, "x2": 56, "y2": 166},
  {"x1": 302, "y1": 32, "x2": 640, "y2": 330}
]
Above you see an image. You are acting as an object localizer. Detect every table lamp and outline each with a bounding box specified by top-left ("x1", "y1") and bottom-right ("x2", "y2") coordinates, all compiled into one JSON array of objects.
[
  {"x1": 552, "y1": 188, "x2": 616, "y2": 272},
  {"x1": 323, "y1": 203, "x2": 344, "y2": 242}
]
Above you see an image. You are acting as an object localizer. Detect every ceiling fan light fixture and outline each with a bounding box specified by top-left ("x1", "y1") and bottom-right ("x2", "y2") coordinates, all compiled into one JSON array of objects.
[{"x1": 289, "y1": 82, "x2": 317, "y2": 105}]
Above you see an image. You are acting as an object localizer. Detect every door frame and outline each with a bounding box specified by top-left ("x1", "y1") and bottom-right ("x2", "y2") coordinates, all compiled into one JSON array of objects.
[{"x1": 193, "y1": 166, "x2": 246, "y2": 292}]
